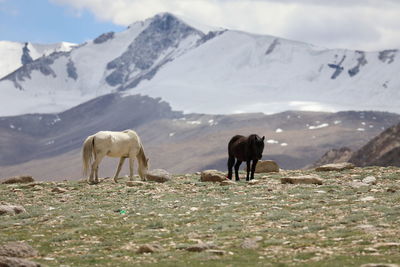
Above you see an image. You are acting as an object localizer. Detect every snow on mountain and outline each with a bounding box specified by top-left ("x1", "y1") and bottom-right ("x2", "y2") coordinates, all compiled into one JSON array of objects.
[
  {"x1": 0, "y1": 12, "x2": 399, "y2": 116},
  {"x1": 0, "y1": 41, "x2": 76, "y2": 79}
]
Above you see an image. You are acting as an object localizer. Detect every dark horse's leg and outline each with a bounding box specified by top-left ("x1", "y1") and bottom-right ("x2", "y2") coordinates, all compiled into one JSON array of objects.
[
  {"x1": 227, "y1": 156, "x2": 235, "y2": 180},
  {"x1": 250, "y1": 159, "x2": 258, "y2": 180},
  {"x1": 234, "y1": 160, "x2": 242, "y2": 181},
  {"x1": 246, "y1": 160, "x2": 251, "y2": 181}
]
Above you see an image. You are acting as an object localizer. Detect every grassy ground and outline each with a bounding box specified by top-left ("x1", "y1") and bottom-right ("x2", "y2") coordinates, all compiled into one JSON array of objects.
[{"x1": 1, "y1": 167, "x2": 400, "y2": 266}]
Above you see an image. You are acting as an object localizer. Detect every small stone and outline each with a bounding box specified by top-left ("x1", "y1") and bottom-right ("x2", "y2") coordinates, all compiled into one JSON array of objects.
[
  {"x1": 241, "y1": 236, "x2": 263, "y2": 249},
  {"x1": 0, "y1": 205, "x2": 26, "y2": 216},
  {"x1": 186, "y1": 241, "x2": 216, "y2": 252},
  {"x1": 361, "y1": 264, "x2": 399, "y2": 267},
  {"x1": 281, "y1": 175, "x2": 323, "y2": 185},
  {"x1": 315, "y1": 162, "x2": 355, "y2": 172},
  {"x1": 200, "y1": 170, "x2": 226, "y2": 182},
  {"x1": 219, "y1": 180, "x2": 237, "y2": 186},
  {"x1": 248, "y1": 179, "x2": 262, "y2": 185},
  {"x1": 51, "y1": 187, "x2": 67, "y2": 193},
  {"x1": 387, "y1": 188, "x2": 397, "y2": 193},
  {"x1": 349, "y1": 181, "x2": 369, "y2": 189},
  {"x1": 137, "y1": 244, "x2": 162, "y2": 254},
  {"x1": 207, "y1": 249, "x2": 226, "y2": 255},
  {"x1": 1, "y1": 176, "x2": 34, "y2": 184},
  {"x1": 373, "y1": 242, "x2": 400, "y2": 249},
  {"x1": 360, "y1": 196, "x2": 375, "y2": 202},
  {"x1": 362, "y1": 176, "x2": 377, "y2": 185},
  {"x1": 146, "y1": 169, "x2": 171, "y2": 183},
  {"x1": 126, "y1": 181, "x2": 145, "y2": 187}
]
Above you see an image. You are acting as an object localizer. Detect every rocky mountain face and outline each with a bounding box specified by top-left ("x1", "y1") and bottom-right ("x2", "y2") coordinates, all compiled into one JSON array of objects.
[
  {"x1": 310, "y1": 147, "x2": 353, "y2": 168},
  {"x1": 312, "y1": 123, "x2": 400, "y2": 167},
  {"x1": 0, "y1": 41, "x2": 75, "y2": 79},
  {"x1": 348, "y1": 123, "x2": 400, "y2": 167},
  {"x1": 0, "y1": 13, "x2": 400, "y2": 116},
  {"x1": 1, "y1": 93, "x2": 399, "y2": 180}
]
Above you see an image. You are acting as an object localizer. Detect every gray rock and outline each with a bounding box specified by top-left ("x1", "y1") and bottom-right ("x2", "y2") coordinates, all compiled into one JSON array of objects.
[
  {"x1": 146, "y1": 169, "x2": 171, "y2": 183},
  {"x1": 362, "y1": 176, "x2": 377, "y2": 185},
  {"x1": 1, "y1": 176, "x2": 34, "y2": 184},
  {"x1": 0, "y1": 256, "x2": 40, "y2": 267},
  {"x1": 281, "y1": 175, "x2": 323, "y2": 185},
  {"x1": 51, "y1": 187, "x2": 67, "y2": 193},
  {"x1": 200, "y1": 170, "x2": 226, "y2": 182},
  {"x1": 315, "y1": 162, "x2": 355, "y2": 172},
  {"x1": 0, "y1": 205, "x2": 26, "y2": 216},
  {"x1": 255, "y1": 160, "x2": 280, "y2": 173},
  {"x1": 0, "y1": 242, "x2": 38, "y2": 257}
]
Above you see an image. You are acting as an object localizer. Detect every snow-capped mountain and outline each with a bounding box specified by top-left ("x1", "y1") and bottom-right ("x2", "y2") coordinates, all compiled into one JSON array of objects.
[
  {"x1": 0, "y1": 41, "x2": 76, "y2": 79},
  {"x1": 0, "y1": 12, "x2": 399, "y2": 116}
]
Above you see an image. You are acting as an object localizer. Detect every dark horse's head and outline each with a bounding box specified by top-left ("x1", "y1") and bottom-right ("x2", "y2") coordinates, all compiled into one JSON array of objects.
[{"x1": 249, "y1": 134, "x2": 265, "y2": 160}]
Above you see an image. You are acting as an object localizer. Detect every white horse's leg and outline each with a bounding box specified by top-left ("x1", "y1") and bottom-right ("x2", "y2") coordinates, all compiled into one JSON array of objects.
[
  {"x1": 113, "y1": 157, "x2": 126, "y2": 183},
  {"x1": 129, "y1": 157, "x2": 134, "y2": 181},
  {"x1": 91, "y1": 153, "x2": 105, "y2": 184},
  {"x1": 88, "y1": 164, "x2": 95, "y2": 184}
]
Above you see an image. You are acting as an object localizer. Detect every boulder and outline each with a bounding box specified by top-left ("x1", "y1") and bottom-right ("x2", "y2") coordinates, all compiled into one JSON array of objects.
[
  {"x1": 281, "y1": 175, "x2": 323, "y2": 185},
  {"x1": 255, "y1": 160, "x2": 280, "y2": 173},
  {"x1": 0, "y1": 256, "x2": 40, "y2": 267},
  {"x1": 146, "y1": 169, "x2": 171, "y2": 183},
  {"x1": 0, "y1": 242, "x2": 38, "y2": 257},
  {"x1": 0, "y1": 205, "x2": 26, "y2": 216},
  {"x1": 315, "y1": 162, "x2": 355, "y2": 172},
  {"x1": 200, "y1": 170, "x2": 226, "y2": 182},
  {"x1": 1, "y1": 176, "x2": 34, "y2": 184}
]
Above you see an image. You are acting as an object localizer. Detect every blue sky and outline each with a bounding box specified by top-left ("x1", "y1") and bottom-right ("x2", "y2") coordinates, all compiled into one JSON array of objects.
[
  {"x1": 0, "y1": 0, "x2": 124, "y2": 44},
  {"x1": 0, "y1": 0, "x2": 399, "y2": 51}
]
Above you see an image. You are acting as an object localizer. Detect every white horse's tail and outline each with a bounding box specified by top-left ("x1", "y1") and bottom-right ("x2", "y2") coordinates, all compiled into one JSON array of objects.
[{"x1": 82, "y1": 135, "x2": 95, "y2": 176}]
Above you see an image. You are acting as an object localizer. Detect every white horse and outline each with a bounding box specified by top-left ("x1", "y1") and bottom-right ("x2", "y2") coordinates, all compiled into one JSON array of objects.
[{"x1": 82, "y1": 129, "x2": 149, "y2": 184}]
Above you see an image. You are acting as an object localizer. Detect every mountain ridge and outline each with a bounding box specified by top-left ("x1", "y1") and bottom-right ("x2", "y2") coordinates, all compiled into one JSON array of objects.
[{"x1": 0, "y1": 12, "x2": 399, "y2": 116}]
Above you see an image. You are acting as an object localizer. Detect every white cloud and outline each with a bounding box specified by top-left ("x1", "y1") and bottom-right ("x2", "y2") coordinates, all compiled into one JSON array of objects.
[{"x1": 51, "y1": 0, "x2": 400, "y2": 51}]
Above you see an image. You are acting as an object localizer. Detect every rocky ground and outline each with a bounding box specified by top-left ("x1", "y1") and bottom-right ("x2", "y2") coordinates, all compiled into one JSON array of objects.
[{"x1": 1, "y1": 166, "x2": 400, "y2": 266}]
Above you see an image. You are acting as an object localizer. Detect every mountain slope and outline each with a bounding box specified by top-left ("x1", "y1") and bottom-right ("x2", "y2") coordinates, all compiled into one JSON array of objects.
[
  {"x1": 1, "y1": 93, "x2": 399, "y2": 180},
  {"x1": 349, "y1": 123, "x2": 400, "y2": 167},
  {"x1": 0, "y1": 41, "x2": 76, "y2": 79},
  {"x1": 0, "y1": 13, "x2": 400, "y2": 116}
]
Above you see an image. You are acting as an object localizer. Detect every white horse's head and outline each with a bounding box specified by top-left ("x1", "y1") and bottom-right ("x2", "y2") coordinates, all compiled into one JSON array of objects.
[{"x1": 138, "y1": 156, "x2": 149, "y2": 180}]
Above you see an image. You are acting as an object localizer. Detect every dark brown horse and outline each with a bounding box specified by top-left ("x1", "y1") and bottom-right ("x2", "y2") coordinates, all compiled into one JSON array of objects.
[{"x1": 227, "y1": 134, "x2": 265, "y2": 181}]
